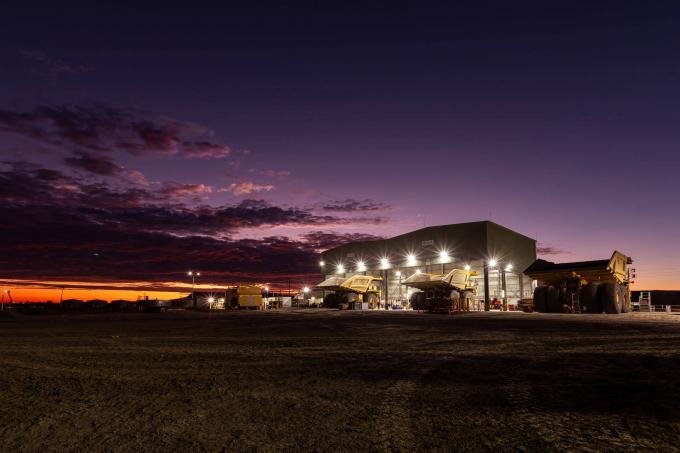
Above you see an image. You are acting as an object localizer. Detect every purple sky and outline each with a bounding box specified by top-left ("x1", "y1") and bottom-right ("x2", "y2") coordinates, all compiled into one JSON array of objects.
[{"x1": 1, "y1": 1, "x2": 679, "y2": 292}]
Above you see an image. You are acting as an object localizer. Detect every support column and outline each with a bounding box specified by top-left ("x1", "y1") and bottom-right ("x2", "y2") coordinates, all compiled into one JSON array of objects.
[
  {"x1": 518, "y1": 273, "x2": 524, "y2": 299},
  {"x1": 483, "y1": 263, "x2": 490, "y2": 311},
  {"x1": 383, "y1": 269, "x2": 389, "y2": 309},
  {"x1": 501, "y1": 268, "x2": 508, "y2": 311}
]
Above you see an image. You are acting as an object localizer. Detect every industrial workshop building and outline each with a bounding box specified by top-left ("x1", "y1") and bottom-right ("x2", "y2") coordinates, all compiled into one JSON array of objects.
[{"x1": 320, "y1": 221, "x2": 537, "y2": 310}]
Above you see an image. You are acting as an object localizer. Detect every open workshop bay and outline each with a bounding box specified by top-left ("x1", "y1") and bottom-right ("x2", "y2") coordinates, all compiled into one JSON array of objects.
[{"x1": 1, "y1": 310, "x2": 679, "y2": 451}]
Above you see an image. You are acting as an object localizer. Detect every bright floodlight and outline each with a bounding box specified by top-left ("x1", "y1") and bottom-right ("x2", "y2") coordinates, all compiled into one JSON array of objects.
[
  {"x1": 303, "y1": 286, "x2": 310, "y2": 293},
  {"x1": 337, "y1": 264, "x2": 345, "y2": 274},
  {"x1": 439, "y1": 250, "x2": 449, "y2": 261},
  {"x1": 505, "y1": 263, "x2": 513, "y2": 272},
  {"x1": 464, "y1": 264, "x2": 471, "y2": 271},
  {"x1": 356, "y1": 260, "x2": 366, "y2": 272},
  {"x1": 187, "y1": 271, "x2": 193, "y2": 276},
  {"x1": 264, "y1": 286, "x2": 269, "y2": 292},
  {"x1": 319, "y1": 260, "x2": 325, "y2": 267},
  {"x1": 196, "y1": 272, "x2": 201, "y2": 276},
  {"x1": 488, "y1": 259, "x2": 497, "y2": 268},
  {"x1": 415, "y1": 269, "x2": 421, "y2": 274},
  {"x1": 380, "y1": 257, "x2": 389, "y2": 269},
  {"x1": 395, "y1": 270, "x2": 401, "y2": 277},
  {"x1": 407, "y1": 254, "x2": 417, "y2": 266},
  {"x1": 208, "y1": 297, "x2": 215, "y2": 303}
]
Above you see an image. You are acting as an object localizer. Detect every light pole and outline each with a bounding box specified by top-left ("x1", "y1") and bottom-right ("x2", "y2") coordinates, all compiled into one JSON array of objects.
[
  {"x1": 319, "y1": 260, "x2": 325, "y2": 303},
  {"x1": 303, "y1": 286, "x2": 310, "y2": 306},
  {"x1": 188, "y1": 271, "x2": 200, "y2": 309}
]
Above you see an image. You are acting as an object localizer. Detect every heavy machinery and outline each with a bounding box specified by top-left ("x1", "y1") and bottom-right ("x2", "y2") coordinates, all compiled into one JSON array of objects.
[
  {"x1": 524, "y1": 251, "x2": 632, "y2": 314},
  {"x1": 317, "y1": 275, "x2": 382, "y2": 309},
  {"x1": 402, "y1": 268, "x2": 478, "y2": 312}
]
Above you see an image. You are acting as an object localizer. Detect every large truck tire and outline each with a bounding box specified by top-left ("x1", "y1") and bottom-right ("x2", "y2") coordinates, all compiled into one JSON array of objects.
[
  {"x1": 323, "y1": 293, "x2": 338, "y2": 308},
  {"x1": 533, "y1": 286, "x2": 548, "y2": 312},
  {"x1": 365, "y1": 293, "x2": 378, "y2": 309},
  {"x1": 580, "y1": 282, "x2": 600, "y2": 313},
  {"x1": 460, "y1": 290, "x2": 474, "y2": 311},
  {"x1": 619, "y1": 285, "x2": 631, "y2": 313},
  {"x1": 599, "y1": 282, "x2": 622, "y2": 314},
  {"x1": 546, "y1": 285, "x2": 562, "y2": 313},
  {"x1": 410, "y1": 292, "x2": 425, "y2": 310},
  {"x1": 449, "y1": 290, "x2": 461, "y2": 311}
]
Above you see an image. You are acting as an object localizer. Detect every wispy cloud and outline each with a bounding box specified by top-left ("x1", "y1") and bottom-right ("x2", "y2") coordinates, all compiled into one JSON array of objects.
[
  {"x1": 0, "y1": 103, "x2": 234, "y2": 160},
  {"x1": 20, "y1": 49, "x2": 94, "y2": 76}
]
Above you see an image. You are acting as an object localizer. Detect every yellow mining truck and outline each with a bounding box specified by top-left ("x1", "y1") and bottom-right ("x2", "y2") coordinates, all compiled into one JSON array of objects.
[
  {"x1": 223, "y1": 286, "x2": 264, "y2": 310},
  {"x1": 524, "y1": 251, "x2": 632, "y2": 314},
  {"x1": 316, "y1": 275, "x2": 382, "y2": 309},
  {"x1": 402, "y1": 268, "x2": 478, "y2": 312}
]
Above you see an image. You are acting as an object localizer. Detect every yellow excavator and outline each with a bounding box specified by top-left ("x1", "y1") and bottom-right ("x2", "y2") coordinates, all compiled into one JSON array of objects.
[
  {"x1": 317, "y1": 275, "x2": 383, "y2": 309},
  {"x1": 402, "y1": 269, "x2": 478, "y2": 312}
]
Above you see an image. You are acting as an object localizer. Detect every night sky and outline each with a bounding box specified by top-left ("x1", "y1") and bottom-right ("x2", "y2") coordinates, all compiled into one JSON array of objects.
[{"x1": 1, "y1": 1, "x2": 679, "y2": 300}]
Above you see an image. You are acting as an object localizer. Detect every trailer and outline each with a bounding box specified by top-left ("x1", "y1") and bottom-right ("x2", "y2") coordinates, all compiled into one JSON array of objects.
[
  {"x1": 524, "y1": 251, "x2": 632, "y2": 314},
  {"x1": 402, "y1": 268, "x2": 478, "y2": 313},
  {"x1": 316, "y1": 275, "x2": 382, "y2": 309}
]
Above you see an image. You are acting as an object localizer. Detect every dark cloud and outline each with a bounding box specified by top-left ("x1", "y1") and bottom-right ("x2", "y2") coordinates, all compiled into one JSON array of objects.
[
  {"x1": 321, "y1": 198, "x2": 390, "y2": 212},
  {"x1": 301, "y1": 231, "x2": 383, "y2": 251},
  {"x1": 0, "y1": 163, "x2": 386, "y2": 284},
  {"x1": 182, "y1": 141, "x2": 231, "y2": 159},
  {"x1": 0, "y1": 103, "x2": 232, "y2": 159},
  {"x1": 63, "y1": 151, "x2": 123, "y2": 175},
  {"x1": 537, "y1": 244, "x2": 570, "y2": 256}
]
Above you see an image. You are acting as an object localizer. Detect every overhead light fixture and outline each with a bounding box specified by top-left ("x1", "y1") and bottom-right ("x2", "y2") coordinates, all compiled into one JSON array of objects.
[
  {"x1": 439, "y1": 250, "x2": 449, "y2": 262},
  {"x1": 356, "y1": 260, "x2": 366, "y2": 272},
  {"x1": 505, "y1": 264, "x2": 513, "y2": 272},
  {"x1": 464, "y1": 264, "x2": 471, "y2": 271},
  {"x1": 380, "y1": 257, "x2": 390, "y2": 269},
  {"x1": 319, "y1": 260, "x2": 325, "y2": 267},
  {"x1": 407, "y1": 254, "x2": 417, "y2": 266},
  {"x1": 336, "y1": 264, "x2": 345, "y2": 274},
  {"x1": 488, "y1": 259, "x2": 497, "y2": 268}
]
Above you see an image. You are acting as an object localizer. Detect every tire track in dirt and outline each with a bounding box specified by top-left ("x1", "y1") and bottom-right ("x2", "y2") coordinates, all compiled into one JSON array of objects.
[{"x1": 371, "y1": 356, "x2": 449, "y2": 452}]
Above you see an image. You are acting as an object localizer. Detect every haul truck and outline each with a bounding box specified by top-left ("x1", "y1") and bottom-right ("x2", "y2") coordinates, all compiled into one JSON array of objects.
[
  {"x1": 402, "y1": 268, "x2": 478, "y2": 312},
  {"x1": 317, "y1": 275, "x2": 382, "y2": 309},
  {"x1": 525, "y1": 251, "x2": 632, "y2": 314}
]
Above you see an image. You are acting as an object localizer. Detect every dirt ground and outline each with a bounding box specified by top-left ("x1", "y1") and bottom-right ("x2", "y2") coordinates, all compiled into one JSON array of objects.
[{"x1": 1, "y1": 310, "x2": 679, "y2": 452}]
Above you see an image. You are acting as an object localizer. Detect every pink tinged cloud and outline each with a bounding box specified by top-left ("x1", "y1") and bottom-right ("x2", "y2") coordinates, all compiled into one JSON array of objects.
[{"x1": 224, "y1": 182, "x2": 275, "y2": 196}]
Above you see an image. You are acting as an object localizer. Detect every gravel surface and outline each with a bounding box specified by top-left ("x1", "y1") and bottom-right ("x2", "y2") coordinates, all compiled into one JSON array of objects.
[{"x1": 1, "y1": 310, "x2": 679, "y2": 452}]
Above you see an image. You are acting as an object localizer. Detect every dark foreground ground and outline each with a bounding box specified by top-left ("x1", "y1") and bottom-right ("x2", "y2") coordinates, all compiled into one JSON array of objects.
[{"x1": 1, "y1": 310, "x2": 679, "y2": 452}]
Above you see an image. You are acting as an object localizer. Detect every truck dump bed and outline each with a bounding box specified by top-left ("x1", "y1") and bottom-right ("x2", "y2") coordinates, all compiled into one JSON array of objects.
[
  {"x1": 524, "y1": 251, "x2": 630, "y2": 285},
  {"x1": 402, "y1": 269, "x2": 476, "y2": 292},
  {"x1": 317, "y1": 275, "x2": 382, "y2": 294}
]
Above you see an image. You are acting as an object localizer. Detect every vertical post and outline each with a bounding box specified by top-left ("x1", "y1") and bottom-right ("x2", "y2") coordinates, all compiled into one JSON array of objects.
[
  {"x1": 501, "y1": 268, "x2": 508, "y2": 311},
  {"x1": 518, "y1": 273, "x2": 524, "y2": 299},
  {"x1": 384, "y1": 269, "x2": 389, "y2": 309},
  {"x1": 483, "y1": 263, "x2": 490, "y2": 311}
]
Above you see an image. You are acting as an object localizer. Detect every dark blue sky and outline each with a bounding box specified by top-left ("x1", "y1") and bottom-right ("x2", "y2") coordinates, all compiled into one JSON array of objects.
[{"x1": 1, "y1": 1, "x2": 679, "y2": 295}]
